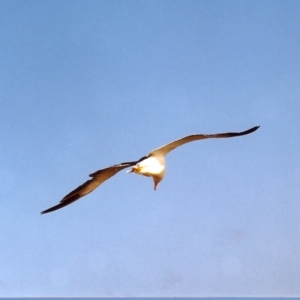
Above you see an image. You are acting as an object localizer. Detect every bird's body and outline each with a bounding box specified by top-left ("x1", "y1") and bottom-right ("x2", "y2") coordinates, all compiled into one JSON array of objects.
[
  {"x1": 129, "y1": 155, "x2": 166, "y2": 190},
  {"x1": 41, "y1": 125, "x2": 259, "y2": 214}
]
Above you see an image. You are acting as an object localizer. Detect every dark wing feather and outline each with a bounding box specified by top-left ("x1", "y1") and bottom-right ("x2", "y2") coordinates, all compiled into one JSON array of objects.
[
  {"x1": 150, "y1": 126, "x2": 259, "y2": 157},
  {"x1": 41, "y1": 161, "x2": 137, "y2": 214}
]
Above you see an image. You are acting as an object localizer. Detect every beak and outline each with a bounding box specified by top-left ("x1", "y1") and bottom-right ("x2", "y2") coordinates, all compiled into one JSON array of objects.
[
  {"x1": 127, "y1": 166, "x2": 138, "y2": 173},
  {"x1": 127, "y1": 166, "x2": 142, "y2": 174}
]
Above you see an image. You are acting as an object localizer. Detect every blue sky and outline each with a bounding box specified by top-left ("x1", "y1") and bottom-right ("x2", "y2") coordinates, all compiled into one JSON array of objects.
[{"x1": 1, "y1": 0, "x2": 300, "y2": 297}]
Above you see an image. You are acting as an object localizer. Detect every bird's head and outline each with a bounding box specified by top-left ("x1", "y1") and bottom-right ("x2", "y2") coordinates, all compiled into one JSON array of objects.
[{"x1": 127, "y1": 165, "x2": 143, "y2": 174}]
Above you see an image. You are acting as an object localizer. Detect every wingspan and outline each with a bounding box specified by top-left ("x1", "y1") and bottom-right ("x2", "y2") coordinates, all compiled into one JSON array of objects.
[
  {"x1": 150, "y1": 126, "x2": 260, "y2": 157},
  {"x1": 41, "y1": 126, "x2": 259, "y2": 214},
  {"x1": 41, "y1": 161, "x2": 137, "y2": 214}
]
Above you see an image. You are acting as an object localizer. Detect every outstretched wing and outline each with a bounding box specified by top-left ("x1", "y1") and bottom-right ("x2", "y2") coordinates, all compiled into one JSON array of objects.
[
  {"x1": 41, "y1": 161, "x2": 137, "y2": 214},
  {"x1": 150, "y1": 126, "x2": 260, "y2": 157}
]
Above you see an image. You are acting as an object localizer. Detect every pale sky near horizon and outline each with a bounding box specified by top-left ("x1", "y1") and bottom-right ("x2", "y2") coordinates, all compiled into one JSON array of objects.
[{"x1": 1, "y1": 0, "x2": 300, "y2": 297}]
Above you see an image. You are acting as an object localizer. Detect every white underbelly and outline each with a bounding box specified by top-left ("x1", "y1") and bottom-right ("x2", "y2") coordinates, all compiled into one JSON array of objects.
[{"x1": 138, "y1": 156, "x2": 165, "y2": 177}]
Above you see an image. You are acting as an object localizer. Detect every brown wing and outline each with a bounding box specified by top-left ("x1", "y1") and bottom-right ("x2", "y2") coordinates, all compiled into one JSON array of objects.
[
  {"x1": 41, "y1": 161, "x2": 137, "y2": 214},
  {"x1": 150, "y1": 126, "x2": 259, "y2": 157}
]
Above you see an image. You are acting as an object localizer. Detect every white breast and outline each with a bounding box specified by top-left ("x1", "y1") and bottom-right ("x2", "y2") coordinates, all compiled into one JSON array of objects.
[{"x1": 138, "y1": 156, "x2": 165, "y2": 177}]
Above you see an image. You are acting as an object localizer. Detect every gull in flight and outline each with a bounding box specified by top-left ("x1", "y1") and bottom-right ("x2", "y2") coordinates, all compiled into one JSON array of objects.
[{"x1": 41, "y1": 126, "x2": 259, "y2": 214}]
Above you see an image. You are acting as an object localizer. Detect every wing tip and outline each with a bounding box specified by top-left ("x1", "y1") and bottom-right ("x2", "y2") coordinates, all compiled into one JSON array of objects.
[
  {"x1": 41, "y1": 193, "x2": 81, "y2": 214},
  {"x1": 40, "y1": 203, "x2": 69, "y2": 215},
  {"x1": 40, "y1": 206, "x2": 59, "y2": 214},
  {"x1": 249, "y1": 125, "x2": 260, "y2": 133}
]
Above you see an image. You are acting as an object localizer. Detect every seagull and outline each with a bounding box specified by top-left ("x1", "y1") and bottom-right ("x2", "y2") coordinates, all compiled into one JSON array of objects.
[{"x1": 41, "y1": 126, "x2": 259, "y2": 214}]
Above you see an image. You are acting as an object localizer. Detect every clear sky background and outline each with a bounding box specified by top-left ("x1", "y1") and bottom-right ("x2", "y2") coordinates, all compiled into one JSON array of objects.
[{"x1": 1, "y1": 0, "x2": 300, "y2": 297}]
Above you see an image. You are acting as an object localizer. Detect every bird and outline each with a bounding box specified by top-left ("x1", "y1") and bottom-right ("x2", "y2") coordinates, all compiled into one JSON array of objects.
[{"x1": 41, "y1": 125, "x2": 259, "y2": 214}]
